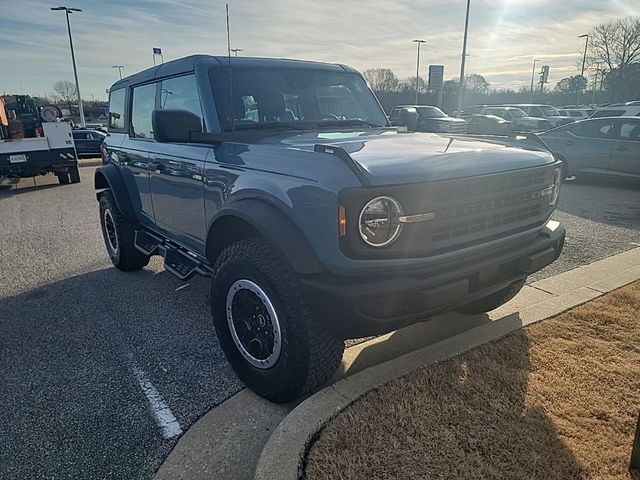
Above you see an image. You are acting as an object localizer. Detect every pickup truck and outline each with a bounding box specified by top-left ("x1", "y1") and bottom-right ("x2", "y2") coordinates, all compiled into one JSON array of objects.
[
  {"x1": 95, "y1": 55, "x2": 565, "y2": 402},
  {"x1": 0, "y1": 95, "x2": 80, "y2": 184}
]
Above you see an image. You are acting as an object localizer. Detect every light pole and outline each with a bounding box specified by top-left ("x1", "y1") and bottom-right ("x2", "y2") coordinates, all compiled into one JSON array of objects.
[
  {"x1": 456, "y1": 0, "x2": 471, "y2": 113},
  {"x1": 51, "y1": 6, "x2": 85, "y2": 127},
  {"x1": 112, "y1": 65, "x2": 124, "y2": 80},
  {"x1": 577, "y1": 34, "x2": 589, "y2": 106},
  {"x1": 231, "y1": 48, "x2": 243, "y2": 57},
  {"x1": 412, "y1": 39, "x2": 426, "y2": 105},
  {"x1": 530, "y1": 58, "x2": 540, "y2": 103}
]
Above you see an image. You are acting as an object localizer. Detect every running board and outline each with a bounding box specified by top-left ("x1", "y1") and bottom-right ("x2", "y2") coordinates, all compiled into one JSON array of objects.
[{"x1": 134, "y1": 230, "x2": 213, "y2": 281}]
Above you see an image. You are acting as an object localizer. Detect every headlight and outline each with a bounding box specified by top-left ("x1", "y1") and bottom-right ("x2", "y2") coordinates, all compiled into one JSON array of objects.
[
  {"x1": 358, "y1": 196, "x2": 403, "y2": 247},
  {"x1": 549, "y1": 167, "x2": 562, "y2": 206}
]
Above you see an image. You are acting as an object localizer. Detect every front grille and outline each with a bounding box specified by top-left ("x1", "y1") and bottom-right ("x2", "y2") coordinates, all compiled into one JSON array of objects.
[{"x1": 427, "y1": 167, "x2": 551, "y2": 249}]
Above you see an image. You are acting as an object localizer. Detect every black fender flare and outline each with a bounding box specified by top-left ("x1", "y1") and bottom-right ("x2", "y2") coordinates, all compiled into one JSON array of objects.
[
  {"x1": 208, "y1": 199, "x2": 326, "y2": 275},
  {"x1": 94, "y1": 164, "x2": 137, "y2": 220}
]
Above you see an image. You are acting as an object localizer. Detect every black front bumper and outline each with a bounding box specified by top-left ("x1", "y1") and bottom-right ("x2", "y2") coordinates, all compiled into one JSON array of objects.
[{"x1": 302, "y1": 222, "x2": 565, "y2": 339}]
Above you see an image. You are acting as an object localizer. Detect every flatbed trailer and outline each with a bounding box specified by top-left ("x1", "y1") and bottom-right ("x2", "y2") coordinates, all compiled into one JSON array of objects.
[{"x1": 0, "y1": 122, "x2": 81, "y2": 184}]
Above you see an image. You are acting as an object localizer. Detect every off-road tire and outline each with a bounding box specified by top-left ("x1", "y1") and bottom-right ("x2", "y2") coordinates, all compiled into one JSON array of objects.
[
  {"x1": 69, "y1": 165, "x2": 81, "y2": 184},
  {"x1": 57, "y1": 171, "x2": 70, "y2": 184},
  {"x1": 99, "y1": 191, "x2": 149, "y2": 271},
  {"x1": 456, "y1": 278, "x2": 526, "y2": 315},
  {"x1": 211, "y1": 238, "x2": 345, "y2": 403}
]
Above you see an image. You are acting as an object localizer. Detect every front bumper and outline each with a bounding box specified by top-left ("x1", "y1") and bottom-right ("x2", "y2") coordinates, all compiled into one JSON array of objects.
[{"x1": 302, "y1": 220, "x2": 565, "y2": 339}]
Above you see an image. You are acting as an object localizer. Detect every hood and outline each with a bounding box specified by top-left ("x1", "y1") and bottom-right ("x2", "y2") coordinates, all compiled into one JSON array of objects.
[{"x1": 264, "y1": 129, "x2": 554, "y2": 186}]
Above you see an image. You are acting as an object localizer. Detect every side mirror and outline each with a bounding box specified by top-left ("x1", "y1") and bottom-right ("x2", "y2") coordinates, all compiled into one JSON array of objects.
[
  {"x1": 152, "y1": 109, "x2": 202, "y2": 143},
  {"x1": 398, "y1": 107, "x2": 418, "y2": 130}
]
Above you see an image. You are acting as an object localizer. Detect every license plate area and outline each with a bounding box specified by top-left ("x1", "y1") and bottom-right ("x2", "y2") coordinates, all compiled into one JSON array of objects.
[{"x1": 9, "y1": 154, "x2": 27, "y2": 163}]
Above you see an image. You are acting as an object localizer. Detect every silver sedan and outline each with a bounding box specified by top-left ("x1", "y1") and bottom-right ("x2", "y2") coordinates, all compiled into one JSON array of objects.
[{"x1": 539, "y1": 117, "x2": 640, "y2": 180}]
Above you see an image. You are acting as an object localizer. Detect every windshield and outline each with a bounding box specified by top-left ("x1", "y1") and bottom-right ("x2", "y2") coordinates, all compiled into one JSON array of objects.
[
  {"x1": 210, "y1": 67, "x2": 388, "y2": 131},
  {"x1": 417, "y1": 106, "x2": 446, "y2": 118},
  {"x1": 541, "y1": 105, "x2": 561, "y2": 116}
]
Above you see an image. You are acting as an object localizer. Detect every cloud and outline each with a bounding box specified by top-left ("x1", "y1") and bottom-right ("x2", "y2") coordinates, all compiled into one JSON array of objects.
[{"x1": 2, "y1": 0, "x2": 638, "y2": 99}]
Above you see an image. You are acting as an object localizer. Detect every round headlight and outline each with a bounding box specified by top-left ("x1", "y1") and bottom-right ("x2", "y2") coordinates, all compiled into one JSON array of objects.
[
  {"x1": 549, "y1": 167, "x2": 562, "y2": 206},
  {"x1": 358, "y1": 196, "x2": 403, "y2": 247}
]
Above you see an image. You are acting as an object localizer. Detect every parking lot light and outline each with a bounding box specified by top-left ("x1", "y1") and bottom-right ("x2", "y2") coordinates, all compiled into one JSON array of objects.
[
  {"x1": 51, "y1": 6, "x2": 86, "y2": 127},
  {"x1": 412, "y1": 40, "x2": 426, "y2": 105},
  {"x1": 577, "y1": 34, "x2": 589, "y2": 106}
]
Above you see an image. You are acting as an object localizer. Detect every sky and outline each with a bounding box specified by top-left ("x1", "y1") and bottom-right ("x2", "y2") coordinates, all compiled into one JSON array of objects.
[{"x1": 2, "y1": 0, "x2": 638, "y2": 101}]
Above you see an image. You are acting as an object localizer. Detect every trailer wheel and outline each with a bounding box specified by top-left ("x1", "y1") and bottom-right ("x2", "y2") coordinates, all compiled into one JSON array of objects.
[{"x1": 69, "y1": 165, "x2": 81, "y2": 184}]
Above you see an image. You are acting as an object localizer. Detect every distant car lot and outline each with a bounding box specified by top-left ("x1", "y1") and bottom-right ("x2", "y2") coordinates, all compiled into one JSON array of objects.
[{"x1": 0, "y1": 166, "x2": 638, "y2": 479}]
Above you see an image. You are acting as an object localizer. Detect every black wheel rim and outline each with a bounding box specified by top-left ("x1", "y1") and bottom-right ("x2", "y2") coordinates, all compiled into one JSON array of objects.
[
  {"x1": 226, "y1": 279, "x2": 282, "y2": 369},
  {"x1": 103, "y1": 208, "x2": 118, "y2": 253}
]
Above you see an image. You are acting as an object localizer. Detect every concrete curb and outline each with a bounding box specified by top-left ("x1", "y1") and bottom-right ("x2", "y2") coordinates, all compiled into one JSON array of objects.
[
  {"x1": 78, "y1": 158, "x2": 102, "y2": 167},
  {"x1": 253, "y1": 247, "x2": 640, "y2": 480}
]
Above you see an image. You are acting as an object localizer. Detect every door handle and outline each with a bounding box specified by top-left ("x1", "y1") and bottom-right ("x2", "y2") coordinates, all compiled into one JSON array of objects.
[{"x1": 613, "y1": 145, "x2": 626, "y2": 151}]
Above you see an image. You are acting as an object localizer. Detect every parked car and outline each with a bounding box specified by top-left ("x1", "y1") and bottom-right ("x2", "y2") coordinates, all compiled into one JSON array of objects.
[
  {"x1": 507, "y1": 104, "x2": 574, "y2": 127},
  {"x1": 480, "y1": 106, "x2": 552, "y2": 132},
  {"x1": 389, "y1": 105, "x2": 467, "y2": 133},
  {"x1": 591, "y1": 103, "x2": 640, "y2": 118},
  {"x1": 539, "y1": 116, "x2": 640, "y2": 179},
  {"x1": 465, "y1": 114, "x2": 513, "y2": 135},
  {"x1": 557, "y1": 108, "x2": 595, "y2": 119},
  {"x1": 96, "y1": 55, "x2": 565, "y2": 403},
  {"x1": 72, "y1": 128, "x2": 106, "y2": 156}
]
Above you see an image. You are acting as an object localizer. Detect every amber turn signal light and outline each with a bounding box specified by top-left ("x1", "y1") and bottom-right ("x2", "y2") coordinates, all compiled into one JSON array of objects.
[{"x1": 338, "y1": 205, "x2": 347, "y2": 237}]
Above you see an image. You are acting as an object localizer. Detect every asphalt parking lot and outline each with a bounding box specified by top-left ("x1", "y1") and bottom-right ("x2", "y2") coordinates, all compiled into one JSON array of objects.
[{"x1": 0, "y1": 166, "x2": 638, "y2": 479}]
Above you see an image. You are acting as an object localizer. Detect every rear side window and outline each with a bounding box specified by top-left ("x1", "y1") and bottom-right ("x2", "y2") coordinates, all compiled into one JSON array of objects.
[
  {"x1": 160, "y1": 74, "x2": 203, "y2": 125},
  {"x1": 131, "y1": 83, "x2": 157, "y2": 139},
  {"x1": 108, "y1": 88, "x2": 126, "y2": 130},
  {"x1": 619, "y1": 121, "x2": 640, "y2": 141}
]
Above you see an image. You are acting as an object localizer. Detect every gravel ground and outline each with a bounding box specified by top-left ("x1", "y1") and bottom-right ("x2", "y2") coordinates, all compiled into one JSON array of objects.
[{"x1": 0, "y1": 168, "x2": 638, "y2": 479}]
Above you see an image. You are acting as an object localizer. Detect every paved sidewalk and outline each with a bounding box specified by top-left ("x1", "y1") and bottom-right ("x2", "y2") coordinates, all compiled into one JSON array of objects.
[{"x1": 154, "y1": 247, "x2": 640, "y2": 480}]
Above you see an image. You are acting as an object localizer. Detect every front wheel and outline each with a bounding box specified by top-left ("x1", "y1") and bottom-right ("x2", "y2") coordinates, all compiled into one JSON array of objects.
[
  {"x1": 211, "y1": 238, "x2": 344, "y2": 403},
  {"x1": 455, "y1": 279, "x2": 526, "y2": 315}
]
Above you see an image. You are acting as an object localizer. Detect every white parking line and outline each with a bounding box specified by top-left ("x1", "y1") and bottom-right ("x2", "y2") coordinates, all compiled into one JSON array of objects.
[{"x1": 132, "y1": 365, "x2": 183, "y2": 439}]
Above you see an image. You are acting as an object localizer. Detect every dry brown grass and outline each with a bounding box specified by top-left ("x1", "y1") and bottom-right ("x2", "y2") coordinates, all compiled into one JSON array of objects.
[{"x1": 305, "y1": 282, "x2": 640, "y2": 480}]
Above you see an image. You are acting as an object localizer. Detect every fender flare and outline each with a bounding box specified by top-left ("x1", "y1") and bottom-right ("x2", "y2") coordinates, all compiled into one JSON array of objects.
[
  {"x1": 208, "y1": 199, "x2": 326, "y2": 275},
  {"x1": 94, "y1": 164, "x2": 137, "y2": 220}
]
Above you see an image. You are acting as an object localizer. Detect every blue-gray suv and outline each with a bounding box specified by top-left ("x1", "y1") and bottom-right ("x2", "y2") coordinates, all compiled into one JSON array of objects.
[{"x1": 95, "y1": 55, "x2": 565, "y2": 402}]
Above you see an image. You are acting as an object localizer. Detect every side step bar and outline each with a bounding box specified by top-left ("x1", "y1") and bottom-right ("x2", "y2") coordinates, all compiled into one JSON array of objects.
[{"x1": 134, "y1": 230, "x2": 213, "y2": 281}]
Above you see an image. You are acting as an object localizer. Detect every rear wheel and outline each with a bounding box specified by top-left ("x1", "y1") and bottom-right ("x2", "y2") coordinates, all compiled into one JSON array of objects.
[
  {"x1": 211, "y1": 238, "x2": 344, "y2": 403},
  {"x1": 69, "y1": 165, "x2": 81, "y2": 183},
  {"x1": 57, "y1": 171, "x2": 70, "y2": 184},
  {"x1": 456, "y1": 279, "x2": 526, "y2": 315},
  {"x1": 99, "y1": 191, "x2": 149, "y2": 271}
]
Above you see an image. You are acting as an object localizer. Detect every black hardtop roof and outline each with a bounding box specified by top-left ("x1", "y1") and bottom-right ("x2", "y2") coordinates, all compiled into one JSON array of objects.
[{"x1": 110, "y1": 54, "x2": 358, "y2": 91}]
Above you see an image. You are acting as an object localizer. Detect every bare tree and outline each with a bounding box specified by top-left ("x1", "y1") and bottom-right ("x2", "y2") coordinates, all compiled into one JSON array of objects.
[
  {"x1": 588, "y1": 16, "x2": 640, "y2": 99},
  {"x1": 465, "y1": 74, "x2": 490, "y2": 95},
  {"x1": 398, "y1": 76, "x2": 426, "y2": 93},
  {"x1": 52, "y1": 80, "x2": 77, "y2": 111},
  {"x1": 363, "y1": 68, "x2": 400, "y2": 93}
]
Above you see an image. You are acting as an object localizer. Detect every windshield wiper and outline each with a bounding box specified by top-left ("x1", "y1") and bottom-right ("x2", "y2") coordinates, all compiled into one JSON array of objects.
[
  {"x1": 316, "y1": 119, "x2": 386, "y2": 128},
  {"x1": 231, "y1": 122, "x2": 310, "y2": 132}
]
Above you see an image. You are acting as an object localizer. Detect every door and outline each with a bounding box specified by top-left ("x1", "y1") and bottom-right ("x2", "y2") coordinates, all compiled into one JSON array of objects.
[
  {"x1": 566, "y1": 119, "x2": 617, "y2": 175},
  {"x1": 72, "y1": 131, "x2": 90, "y2": 155},
  {"x1": 147, "y1": 74, "x2": 208, "y2": 253},
  {"x1": 120, "y1": 82, "x2": 157, "y2": 224},
  {"x1": 608, "y1": 119, "x2": 640, "y2": 177}
]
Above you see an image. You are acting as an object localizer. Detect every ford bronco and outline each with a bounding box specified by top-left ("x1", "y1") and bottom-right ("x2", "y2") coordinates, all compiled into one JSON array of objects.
[{"x1": 95, "y1": 55, "x2": 565, "y2": 402}]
